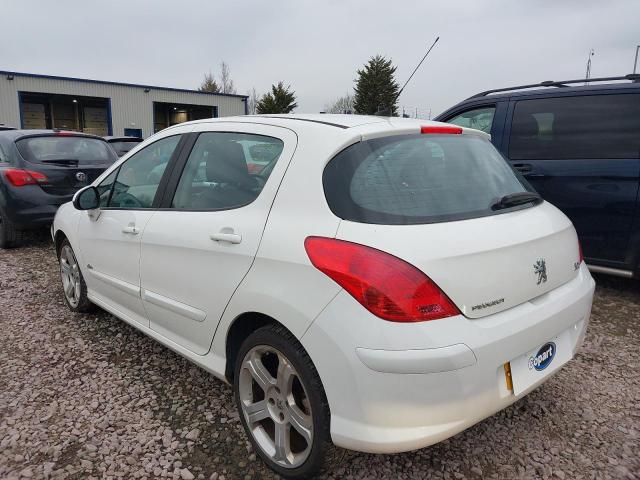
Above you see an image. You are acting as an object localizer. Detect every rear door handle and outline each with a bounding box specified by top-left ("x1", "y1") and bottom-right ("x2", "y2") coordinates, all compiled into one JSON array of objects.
[
  {"x1": 122, "y1": 226, "x2": 139, "y2": 235},
  {"x1": 210, "y1": 233, "x2": 242, "y2": 244}
]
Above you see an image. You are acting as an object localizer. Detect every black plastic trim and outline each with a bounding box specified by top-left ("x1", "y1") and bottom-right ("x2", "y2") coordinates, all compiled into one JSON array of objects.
[{"x1": 253, "y1": 116, "x2": 349, "y2": 129}]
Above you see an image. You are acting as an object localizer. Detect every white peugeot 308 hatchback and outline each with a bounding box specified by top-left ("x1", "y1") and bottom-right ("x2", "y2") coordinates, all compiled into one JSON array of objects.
[{"x1": 53, "y1": 114, "x2": 595, "y2": 479}]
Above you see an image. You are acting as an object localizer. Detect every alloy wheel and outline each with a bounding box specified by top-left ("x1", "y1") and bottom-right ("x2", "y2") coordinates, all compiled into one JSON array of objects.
[
  {"x1": 60, "y1": 245, "x2": 81, "y2": 308},
  {"x1": 238, "y1": 345, "x2": 313, "y2": 468}
]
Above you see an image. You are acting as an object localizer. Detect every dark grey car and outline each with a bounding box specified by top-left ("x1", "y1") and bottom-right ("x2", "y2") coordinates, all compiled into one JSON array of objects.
[
  {"x1": 103, "y1": 135, "x2": 143, "y2": 157},
  {"x1": 0, "y1": 130, "x2": 117, "y2": 247}
]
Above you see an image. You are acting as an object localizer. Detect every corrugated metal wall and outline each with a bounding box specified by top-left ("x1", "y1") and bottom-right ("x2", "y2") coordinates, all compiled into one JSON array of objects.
[{"x1": 0, "y1": 73, "x2": 247, "y2": 137}]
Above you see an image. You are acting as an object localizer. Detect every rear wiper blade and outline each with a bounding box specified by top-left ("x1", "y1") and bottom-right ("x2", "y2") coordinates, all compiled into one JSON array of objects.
[
  {"x1": 40, "y1": 158, "x2": 79, "y2": 166},
  {"x1": 491, "y1": 192, "x2": 542, "y2": 211}
]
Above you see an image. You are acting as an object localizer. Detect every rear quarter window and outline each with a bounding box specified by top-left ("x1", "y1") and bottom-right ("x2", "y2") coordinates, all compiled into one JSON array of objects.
[
  {"x1": 0, "y1": 142, "x2": 8, "y2": 163},
  {"x1": 323, "y1": 134, "x2": 533, "y2": 225}
]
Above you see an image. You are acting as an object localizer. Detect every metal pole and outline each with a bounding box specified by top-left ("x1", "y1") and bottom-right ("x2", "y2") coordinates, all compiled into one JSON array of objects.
[
  {"x1": 634, "y1": 45, "x2": 640, "y2": 74},
  {"x1": 585, "y1": 49, "x2": 594, "y2": 84},
  {"x1": 396, "y1": 36, "x2": 440, "y2": 101}
]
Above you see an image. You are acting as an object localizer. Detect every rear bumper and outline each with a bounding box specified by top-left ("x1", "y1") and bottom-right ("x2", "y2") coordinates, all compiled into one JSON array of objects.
[
  {"x1": 1, "y1": 185, "x2": 71, "y2": 229},
  {"x1": 301, "y1": 264, "x2": 595, "y2": 453}
]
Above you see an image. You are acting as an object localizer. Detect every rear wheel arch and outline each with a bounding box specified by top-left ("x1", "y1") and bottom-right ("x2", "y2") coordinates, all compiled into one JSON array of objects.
[{"x1": 224, "y1": 312, "x2": 288, "y2": 382}]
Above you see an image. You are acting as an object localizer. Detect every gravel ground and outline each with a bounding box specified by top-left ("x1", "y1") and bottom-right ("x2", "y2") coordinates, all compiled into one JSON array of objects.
[{"x1": 1, "y1": 231, "x2": 639, "y2": 480}]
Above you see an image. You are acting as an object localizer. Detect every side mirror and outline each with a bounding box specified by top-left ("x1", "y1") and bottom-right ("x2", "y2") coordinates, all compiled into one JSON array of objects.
[{"x1": 73, "y1": 186, "x2": 100, "y2": 210}]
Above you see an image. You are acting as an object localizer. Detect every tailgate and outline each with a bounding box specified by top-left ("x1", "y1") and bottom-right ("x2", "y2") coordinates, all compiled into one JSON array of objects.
[
  {"x1": 34, "y1": 164, "x2": 108, "y2": 196},
  {"x1": 335, "y1": 202, "x2": 581, "y2": 318}
]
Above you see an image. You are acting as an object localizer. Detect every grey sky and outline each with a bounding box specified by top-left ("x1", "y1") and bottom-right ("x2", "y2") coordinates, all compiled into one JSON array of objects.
[{"x1": 1, "y1": 0, "x2": 638, "y2": 117}]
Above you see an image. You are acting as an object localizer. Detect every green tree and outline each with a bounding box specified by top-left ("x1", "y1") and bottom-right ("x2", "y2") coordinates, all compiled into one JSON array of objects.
[
  {"x1": 353, "y1": 55, "x2": 400, "y2": 116},
  {"x1": 256, "y1": 82, "x2": 297, "y2": 114},
  {"x1": 198, "y1": 71, "x2": 220, "y2": 93}
]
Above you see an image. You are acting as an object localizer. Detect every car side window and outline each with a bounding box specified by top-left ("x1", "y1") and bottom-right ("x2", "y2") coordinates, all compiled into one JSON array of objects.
[
  {"x1": 447, "y1": 106, "x2": 496, "y2": 134},
  {"x1": 106, "y1": 135, "x2": 181, "y2": 209},
  {"x1": 97, "y1": 169, "x2": 117, "y2": 207},
  {"x1": 509, "y1": 94, "x2": 640, "y2": 160},
  {"x1": 171, "y1": 132, "x2": 284, "y2": 210},
  {"x1": 0, "y1": 143, "x2": 8, "y2": 163}
]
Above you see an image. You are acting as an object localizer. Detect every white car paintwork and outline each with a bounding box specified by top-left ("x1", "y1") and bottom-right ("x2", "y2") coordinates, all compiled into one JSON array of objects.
[
  {"x1": 79, "y1": 208, "x2": 155, "y2": 326},
  {"x1": 335, "y1": 201, "x2": 579, "y2": 318},
  {"x1": 139, "y1": 123, "x2": 299, "y2": 354},
  {"x1": 53, "y1": 114, "x2": 595, "y2": 454}
]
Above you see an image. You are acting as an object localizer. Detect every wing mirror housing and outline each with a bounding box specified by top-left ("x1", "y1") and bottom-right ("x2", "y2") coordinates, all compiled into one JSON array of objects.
[{"x1": 73, "y1": 186, "x2": 100, "y2": 210}]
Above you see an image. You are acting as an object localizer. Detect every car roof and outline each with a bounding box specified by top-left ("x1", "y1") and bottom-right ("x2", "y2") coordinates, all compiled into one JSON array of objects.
[
  {"x1": 224, "y1": 113, "x2": 389, "y2": 129},
  {"x1": 181, "y1": 113, "x2": 479, "y2": 133},
  {"x1": 103, "y1": 136, "x2": 143, "y2": 142},
  {"x1": 156, "y1": 114, "x2": 491, "y2": 143},
  {"x1": 434, "y1": 77, "x2": 640, "y2": 120},
  {"x1": 461, "y1": 76, "x2": 640, "y2": 103},
  {"x1": 0, "y1": 129, "x2": 107, "y2": 141}
]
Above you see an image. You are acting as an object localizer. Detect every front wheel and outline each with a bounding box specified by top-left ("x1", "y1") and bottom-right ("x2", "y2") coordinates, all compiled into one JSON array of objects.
[
  {"x1": 59, "y1": 239, "x2": 93, "y2": 312},
  {"x1": 234, "y1": 324, "x2": 342, "y2": 479}
]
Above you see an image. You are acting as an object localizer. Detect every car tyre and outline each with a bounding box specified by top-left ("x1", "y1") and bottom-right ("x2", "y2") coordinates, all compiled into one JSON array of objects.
[
  {"x1": 58, "y1": 239, "x2": 93, "y2": 313},
  {"x1": 234, "y1": 324, "x2": 343, "y2": 479},
  {"x1": 0, "y1": 209, "x2": 24, "y2": 248}
]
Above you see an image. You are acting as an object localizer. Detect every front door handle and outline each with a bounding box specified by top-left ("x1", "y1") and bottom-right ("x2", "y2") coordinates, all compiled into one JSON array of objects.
[
  {"x1": 122, "y1": 226, "x2": 139, "y2": 235},
  {"x1": 210, "y1": 232, "x2": 242, "y2": 244}
]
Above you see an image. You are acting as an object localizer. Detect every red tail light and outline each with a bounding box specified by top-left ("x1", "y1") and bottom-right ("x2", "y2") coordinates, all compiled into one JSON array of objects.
[
  {"x1": 421, "y1": 125, "x2": 462, "y2": 135},
  {"x1": 4, "y1": 168, "x2": 49, "y2": 187},
  {"x1": 304, "y1": 236, "x2": 460, "y2": 322}
]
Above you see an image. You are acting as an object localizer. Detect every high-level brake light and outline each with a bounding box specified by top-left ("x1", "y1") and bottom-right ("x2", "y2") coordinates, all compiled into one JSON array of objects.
[{"x1": 421, "y1": 125, "x2": 463, "y2": 135}]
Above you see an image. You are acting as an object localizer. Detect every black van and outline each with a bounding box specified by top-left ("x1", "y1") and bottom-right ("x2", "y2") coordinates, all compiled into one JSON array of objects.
[{"x1": 436, "y1": 74, "x2": 640, "y2": 278}]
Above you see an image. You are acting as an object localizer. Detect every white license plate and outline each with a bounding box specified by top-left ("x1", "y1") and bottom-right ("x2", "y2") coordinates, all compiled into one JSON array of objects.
[{"x1": 510, "y1": 328, "x2": 573, "y2": 395}]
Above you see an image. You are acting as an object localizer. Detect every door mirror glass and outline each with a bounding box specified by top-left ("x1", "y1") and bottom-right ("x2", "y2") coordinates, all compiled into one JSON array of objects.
[{"x1": 73, "y1": 186, "x2": 100, "y2": 210}]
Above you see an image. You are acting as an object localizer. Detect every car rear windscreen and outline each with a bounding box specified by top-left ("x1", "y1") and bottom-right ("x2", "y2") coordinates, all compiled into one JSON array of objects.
[
  {"x1": 323, "y1": 134, "x2": 533, "y2": 225},
  {"x1": 17, "y1": 136, "x2": 116, "y2": 165}
]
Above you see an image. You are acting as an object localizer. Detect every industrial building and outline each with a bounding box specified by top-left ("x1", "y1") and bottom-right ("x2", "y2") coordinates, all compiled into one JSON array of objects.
[{"x1": 0, "y1": 70, "x2": 248, "y2": 138}]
